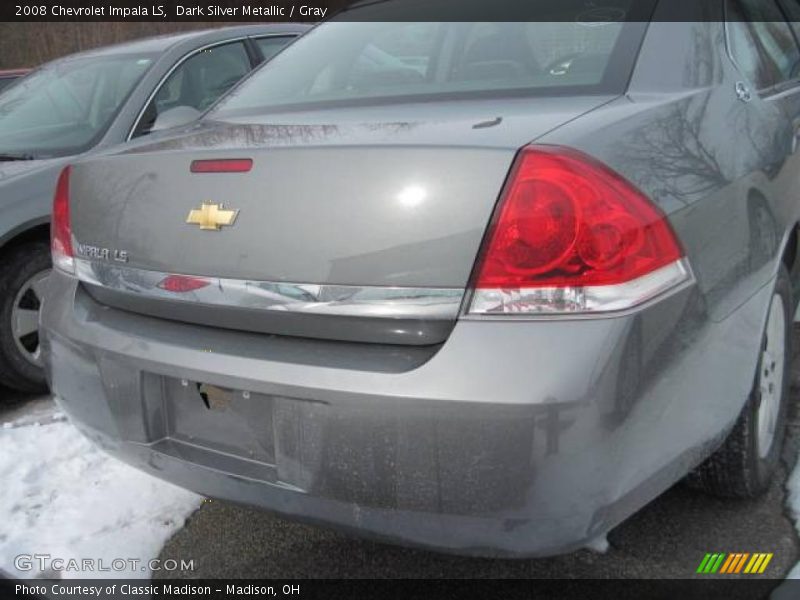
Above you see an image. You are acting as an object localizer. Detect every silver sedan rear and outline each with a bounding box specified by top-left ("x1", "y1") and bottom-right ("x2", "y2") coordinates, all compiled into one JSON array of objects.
[{"x1": 43, "y1": 0, "x2": 800, "y2": 556}]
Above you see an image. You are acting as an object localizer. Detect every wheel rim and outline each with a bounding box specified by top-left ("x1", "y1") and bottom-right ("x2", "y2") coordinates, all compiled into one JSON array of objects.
[
  {"x1": 11, "y1": 269, "x2": 50, "y2": 367},
  {"x1": 757, "y1": 292, "x2": 786, "y2": 459}
]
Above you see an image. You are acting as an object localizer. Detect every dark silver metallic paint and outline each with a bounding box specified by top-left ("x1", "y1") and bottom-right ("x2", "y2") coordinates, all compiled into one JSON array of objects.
[{"x1": 42, "y1": 15, "x2": 800, "y2": 556}]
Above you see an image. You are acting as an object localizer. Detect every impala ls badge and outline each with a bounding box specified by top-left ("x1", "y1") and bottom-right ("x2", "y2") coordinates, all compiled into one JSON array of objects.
[
  {"x1": 76, "y1": 243, "x2": 129, "y2": 263},
  {"x1": 186, "y1": 202, "x2": 239, "y2": 231}
]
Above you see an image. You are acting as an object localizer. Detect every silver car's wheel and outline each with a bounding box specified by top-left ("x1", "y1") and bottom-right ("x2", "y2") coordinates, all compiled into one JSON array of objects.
[
  {"x1": 0, "y1": 241, "x2": 51, "y2": 393},
  {"x1": 756, "y1": 293, "x2": 785, "y2": 459},
  {"x1": 12, "y1": 269, "x2": 50, "y2": 367},
  {"x1": 686, "y1": 264, "x2": 792, "y2": 498}
]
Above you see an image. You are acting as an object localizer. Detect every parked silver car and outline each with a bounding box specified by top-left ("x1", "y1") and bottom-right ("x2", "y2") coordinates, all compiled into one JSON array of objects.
[
  {"x1": 0, "y1": 24, "x2": 307, "y2": 392},
  {"x1": 43, "y1": 0, "x2": 800, "y2": 556}
]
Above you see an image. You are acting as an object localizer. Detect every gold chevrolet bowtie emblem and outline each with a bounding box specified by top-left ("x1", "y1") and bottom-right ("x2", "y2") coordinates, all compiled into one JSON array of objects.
[{"x1": 186, "y1": 202, "x2": 239, "y2": 231}]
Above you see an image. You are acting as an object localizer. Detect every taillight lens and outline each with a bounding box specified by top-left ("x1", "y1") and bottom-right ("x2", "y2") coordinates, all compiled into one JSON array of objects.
[
  {"x1": 469, "y1": 146, "x2": 690, "y2": 314},
  {"x1": 51, "y1": 166, "x2": 74, "y2": 274}
]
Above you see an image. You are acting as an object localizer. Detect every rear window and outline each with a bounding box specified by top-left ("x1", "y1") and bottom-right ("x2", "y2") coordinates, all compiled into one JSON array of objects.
[{"x1": 212, "y1": 10, "x2": 648, "y2": 116}]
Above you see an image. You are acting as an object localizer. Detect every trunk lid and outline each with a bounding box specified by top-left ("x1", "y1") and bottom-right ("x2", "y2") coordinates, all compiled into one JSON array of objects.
[{"x1": 70, "y1": 96, "x2": 613, "y2": 344}]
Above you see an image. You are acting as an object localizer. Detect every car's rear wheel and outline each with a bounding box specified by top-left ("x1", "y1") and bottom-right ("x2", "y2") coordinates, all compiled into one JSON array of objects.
[
  {"x1": 0, "y1": 241, "x2": 51, "y2": 394},
  {"x1": 686, "y1": 264, "x2": 792, "y2": 498}
]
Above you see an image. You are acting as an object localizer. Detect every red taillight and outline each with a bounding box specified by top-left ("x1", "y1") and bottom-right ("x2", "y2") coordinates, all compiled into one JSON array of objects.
[
  {"x1": 470, "y1": 146, "x2": 689, "y2": 314},
  {"x1": 51, "y1": 166, "x2": 74, "y2": 273},
  {"x1": 190, "y1": 159, "x2": 252, "y2": 173},
  {"x1": 157, "y1": 275, "x2": 210, "y2": 293}
]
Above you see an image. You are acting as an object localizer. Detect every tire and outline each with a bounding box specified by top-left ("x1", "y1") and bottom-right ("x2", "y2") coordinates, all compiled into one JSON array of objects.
[
  {"x1": 0, "y1": 241, "x2": 51, "y2": 394},
  {"x1": 686, "y1": 264, "x2": 793, "y2": 498}
]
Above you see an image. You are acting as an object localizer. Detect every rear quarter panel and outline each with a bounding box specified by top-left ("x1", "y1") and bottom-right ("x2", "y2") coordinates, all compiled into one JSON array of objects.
[
  {"x1": 543, "y1": 20, "x2": 795, "y2": 319},
  {"x1": 538, "y1": 18, "x2": 798, "y2": 479}
]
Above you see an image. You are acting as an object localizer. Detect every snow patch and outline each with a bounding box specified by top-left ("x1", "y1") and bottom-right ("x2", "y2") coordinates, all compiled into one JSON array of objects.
[{"x1": 0, "y1": 416, "x2": 202, "y2": 579}]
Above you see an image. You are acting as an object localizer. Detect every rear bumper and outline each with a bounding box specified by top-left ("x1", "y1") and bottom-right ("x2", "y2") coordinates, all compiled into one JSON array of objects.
[{"x1": 41, "y1": 269, "x2": 768, "y2": 556}]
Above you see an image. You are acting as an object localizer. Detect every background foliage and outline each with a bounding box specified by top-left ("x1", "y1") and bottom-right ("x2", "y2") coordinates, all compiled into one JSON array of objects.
[{"x1": 0, "y1": 22, "x2": 314, "y2": 68}]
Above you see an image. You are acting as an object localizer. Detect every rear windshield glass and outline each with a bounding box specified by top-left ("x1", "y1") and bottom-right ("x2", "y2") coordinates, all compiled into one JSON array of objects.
[{"x1": 212, "y1": 12, "x2": 647, "y2": 116}]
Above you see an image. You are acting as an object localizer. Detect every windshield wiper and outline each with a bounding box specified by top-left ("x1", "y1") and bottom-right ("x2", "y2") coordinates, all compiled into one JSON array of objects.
[{"x1": 0, "y1": 153, "x2": 37, "y2": 161}]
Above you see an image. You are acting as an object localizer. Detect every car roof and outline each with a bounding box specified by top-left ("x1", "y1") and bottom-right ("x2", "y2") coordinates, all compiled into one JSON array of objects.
[{"x1": 56, "y1": 24, "x2": 311, "y2": 61}]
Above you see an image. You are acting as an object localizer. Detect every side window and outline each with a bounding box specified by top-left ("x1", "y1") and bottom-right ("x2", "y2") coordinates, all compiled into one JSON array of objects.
[
  {"x1": 727, "y1": 0, "x2": 800, "y2": 90},
  {"x1": 132, "y1": 41, "x2": 251, "y2": 138},
  {"x1": 254, "y1": 36, "x2": 295, "y2": 63}
]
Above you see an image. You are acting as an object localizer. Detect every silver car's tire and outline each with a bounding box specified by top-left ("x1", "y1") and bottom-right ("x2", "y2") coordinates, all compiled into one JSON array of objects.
[
  {"x1": 0, "y1": 241, "x2": 51, "y2": 394},
  {"x1": 686, "y1": 264, "x2": 792, "y2": 498}
]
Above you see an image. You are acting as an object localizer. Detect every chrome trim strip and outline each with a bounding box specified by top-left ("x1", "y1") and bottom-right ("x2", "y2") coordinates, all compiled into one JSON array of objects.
[{"x1": 75, "y1": 259, "x2": 465, "y2": 320}]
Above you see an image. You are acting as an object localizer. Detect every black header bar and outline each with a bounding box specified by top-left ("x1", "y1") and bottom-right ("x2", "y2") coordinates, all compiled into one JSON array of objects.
[
  {"x1": 0, "y1": 577, "x2": 794, "y2": 600},
  {"x1": 0, "y1": 0, "x2": 788, "y2": 22}
]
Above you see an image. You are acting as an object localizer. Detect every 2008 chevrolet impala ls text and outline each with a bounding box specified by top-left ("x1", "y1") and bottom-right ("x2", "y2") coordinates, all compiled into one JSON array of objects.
[{"x1": 41, "y1": 0, "x2": 800, "y2": 556}]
